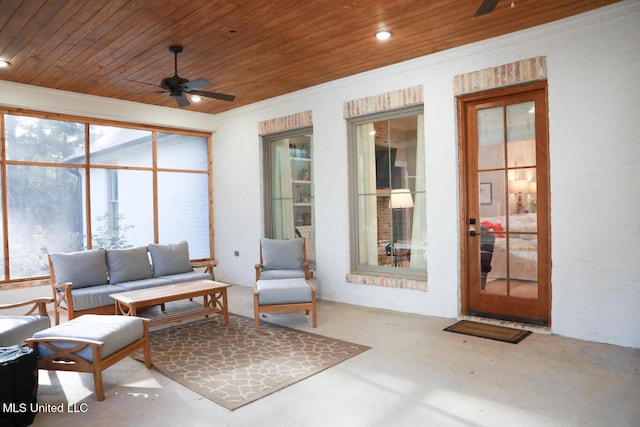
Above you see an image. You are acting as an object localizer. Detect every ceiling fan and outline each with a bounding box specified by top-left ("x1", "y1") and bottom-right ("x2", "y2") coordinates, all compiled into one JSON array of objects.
[
  {"x1": 157, "y1": 45, "x2": 235, "y2": 107},
  {"x1": 474, "y1": 0, "x2": 500, "y2": 17}
]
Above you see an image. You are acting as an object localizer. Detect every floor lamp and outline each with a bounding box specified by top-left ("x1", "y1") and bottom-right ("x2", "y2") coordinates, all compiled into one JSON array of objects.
[{"x1": 389, "y1": 189, "x2": 414, "y2": 266}]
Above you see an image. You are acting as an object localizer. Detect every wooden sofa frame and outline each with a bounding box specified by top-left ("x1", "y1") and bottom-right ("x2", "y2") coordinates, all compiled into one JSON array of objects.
[{"x1": 0, "y1": 297, "x2": 52, "y2": 318}]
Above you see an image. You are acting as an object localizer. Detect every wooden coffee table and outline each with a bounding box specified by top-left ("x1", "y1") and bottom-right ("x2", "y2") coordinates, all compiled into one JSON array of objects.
[{"x1": 110, "y1": 280, "x2": 231, "y2": 327}]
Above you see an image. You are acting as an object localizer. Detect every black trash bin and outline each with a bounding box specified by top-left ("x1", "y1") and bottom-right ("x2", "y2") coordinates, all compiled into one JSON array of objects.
[{"x1": 0, "y1": 345, "x2": 38, "y2": 427}]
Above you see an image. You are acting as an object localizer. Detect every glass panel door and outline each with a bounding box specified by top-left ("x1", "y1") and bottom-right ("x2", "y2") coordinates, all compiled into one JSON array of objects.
[{"x1": 461, "y1": 82, "x2": 550, "y2": 325}]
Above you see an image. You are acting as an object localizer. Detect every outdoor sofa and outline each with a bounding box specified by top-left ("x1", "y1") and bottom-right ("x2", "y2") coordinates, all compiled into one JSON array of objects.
[{"x1": 48, "y1": 241, "x2": 216, "y2": 324}]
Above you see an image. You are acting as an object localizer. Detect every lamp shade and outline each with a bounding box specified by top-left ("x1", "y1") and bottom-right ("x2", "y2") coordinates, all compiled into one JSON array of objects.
[
  {"x1": 509, "y1": 179, "x2": 529, "y2": 193},
  {"x1": 390, "y1": 189, "x2": 414, "y2": 208}
]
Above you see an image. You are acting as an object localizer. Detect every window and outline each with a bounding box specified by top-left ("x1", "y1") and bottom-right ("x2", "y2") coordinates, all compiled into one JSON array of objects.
[
  {"x1": 263, "y1": 128, "x2": 315, "y2": 262},
  {"x1": 0, "y1": 111, "x2": 214, "y2": 284},
  {"x1": 349, "y1": 107, "x2": 426, "y2": 278}
]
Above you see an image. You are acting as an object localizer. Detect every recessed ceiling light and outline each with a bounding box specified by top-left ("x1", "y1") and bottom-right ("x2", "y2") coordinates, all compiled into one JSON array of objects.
[
  {"x1": 190, "y1": 95, "x2": 202, "y2": 103},
  {"x1": 0, "y1": 60, "x2": 9, "y2": 68},
  {"x1": 375, "y1": 31, "x2": 392, "y2": 41}
]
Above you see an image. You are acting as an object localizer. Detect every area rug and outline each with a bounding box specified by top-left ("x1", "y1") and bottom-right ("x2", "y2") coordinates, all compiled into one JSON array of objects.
[
  {"x1": 443, "y1": 320, "x2": 531, "y2": 344},
  {"x1": 132, "y1": 314, "x2": 370, "y2": 410}
]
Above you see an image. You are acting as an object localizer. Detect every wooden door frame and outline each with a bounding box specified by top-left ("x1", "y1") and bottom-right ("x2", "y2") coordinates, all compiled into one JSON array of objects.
[{"x1": 456, "y1": 80, "x2": 552, "y2": 324}]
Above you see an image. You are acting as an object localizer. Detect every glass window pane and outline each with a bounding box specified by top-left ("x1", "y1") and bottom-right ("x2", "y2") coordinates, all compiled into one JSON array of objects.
[
  {"x1": 509, "y1": 167, "x2": 537, "y2": 217},
  {"x1": 157, "y1": 133, "x2": 208, "y2": 170},
  {"x1": 508, "y1": 236, "x2": 538, "y2": 299},
  {"x1": 89, "y1": 125, "x2": 152, "y2": 167},
  {"x1": 477, "y1": 107, "x2": 505, "y2": 170},
  {"x1": 264, "y1": 131, "x2": 315, "y2": 262},
  {"x1": 270, "y1": 138, "x2": 295, "y2": 240},
  {"x1": 507, "y1": 102, "x2": 536, "y2": 168},
  {"x1": 90, "y1": 169, "x2": 153, "y2": 248},
  {"x1": 5, "y1": 115, "x2": 84, "y2": 163},
  {"x1": 353, "y1": 111, "x2": 425, "y2": 273},
  {"x1": 7, "y1": 165, "x2": 84, "y2": 279},
  {"x1": 158, "y1": 172, "x2": 210, "y2": 259},
  {"x1": 479, "y1": 170, "x2": 508, "y2": 221}
]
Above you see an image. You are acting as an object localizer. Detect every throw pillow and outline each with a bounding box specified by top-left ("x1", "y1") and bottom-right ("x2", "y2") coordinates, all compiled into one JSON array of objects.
[
  {"x1": 106, "y1": 246, "x2": 152, "y2": 284},
  {"x1": 148, "y1": 241, "x2": 192, "y2": 277},
  {"x1": 49, "y1": 248, "x2": 108, "y2": 288},
  {"x1": 261, "y1": 238, "x2": 304, "y2": 270}
]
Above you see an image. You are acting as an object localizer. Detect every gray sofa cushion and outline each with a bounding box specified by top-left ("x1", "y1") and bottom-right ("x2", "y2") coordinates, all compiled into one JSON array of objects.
[
  {"x1": 50, "y1": 248, "x2": 108, "y2": 289},
  {"x1": 32, "y1": 314, "x2": 145, "y2": 361},
  {"x1": 62, "y1": 284, "x2": 126, "y2": 311},
  {"x1": 148, "y1": 241, "x2": 192, "y2": 278},
  {"x1": 261, "y1": 238, "x2": 304, "y2": 270},
  {"x1": 0, "y1": 316, "x2": 51, "y2": 347},
  {"x1": 106, "y1": 246, "x2": 152, "y2": 284}
]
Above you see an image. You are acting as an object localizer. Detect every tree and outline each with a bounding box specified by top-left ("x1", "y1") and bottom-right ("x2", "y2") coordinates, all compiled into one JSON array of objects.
[{"x1": 4, "y1": 115, "x2": 85, "y2": 278}]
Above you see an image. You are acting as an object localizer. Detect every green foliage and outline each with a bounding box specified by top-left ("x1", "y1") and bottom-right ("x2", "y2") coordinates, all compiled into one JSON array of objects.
[{"x1": 93, "y1": 213, "x2": 133, "y2": 250}]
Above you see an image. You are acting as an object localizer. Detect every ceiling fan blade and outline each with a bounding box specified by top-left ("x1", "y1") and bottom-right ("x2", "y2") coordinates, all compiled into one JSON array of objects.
[
  {"x1": 172, "y1": 93, "x2": 190, "y2": 107},
  {"x1": 189, "y1": 90, "x2": 236, "y2": 102},
  {"x1": 474, "y1": 0, "x2": 499, "y2": 16},
  {"x1": 182, "y1": 78, "x2": 211, "y2": 91}
]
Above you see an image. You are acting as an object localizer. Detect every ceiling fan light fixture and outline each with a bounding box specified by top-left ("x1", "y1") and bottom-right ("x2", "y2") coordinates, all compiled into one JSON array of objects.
[
  {"x1": 375, "y1": 30, "x2": 392, "y2": 41},
  {"x1": 190, "y1": 95, "x2": 202, "y2": 103},
  {"x1": 0, "y1": 60, "x2": 9, "y2": 68}
]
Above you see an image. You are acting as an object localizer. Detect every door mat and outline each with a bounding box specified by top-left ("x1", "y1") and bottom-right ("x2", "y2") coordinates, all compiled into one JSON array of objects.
[{"x1": 443, "y1": 320, "x2": 531, "y2": 344}]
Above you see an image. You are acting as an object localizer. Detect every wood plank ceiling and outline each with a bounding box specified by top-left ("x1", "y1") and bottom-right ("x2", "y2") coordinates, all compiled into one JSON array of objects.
[{"x1": 0, "y1": 0, "x2": 621, "y2": 115}]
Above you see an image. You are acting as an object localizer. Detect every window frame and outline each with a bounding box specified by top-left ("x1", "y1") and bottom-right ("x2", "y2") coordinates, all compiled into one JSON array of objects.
[
  {"x1": 0, "y1": 108, "x2": 214, "y2": 287},
  {"x1": 347, "y1": 105, "x2": 426, "y2": 280},
  {"x1": 261, "y1": 126, "x2": 315, "y2": 264}
]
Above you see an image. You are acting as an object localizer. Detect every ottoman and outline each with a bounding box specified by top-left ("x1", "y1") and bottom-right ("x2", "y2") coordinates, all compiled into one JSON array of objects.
[
  {"x1": 253, "y1": 278, "x2": 317, "y2": 330},
  {"x1": 27, "y1": 315, "x2": 151, "y2": 401}
]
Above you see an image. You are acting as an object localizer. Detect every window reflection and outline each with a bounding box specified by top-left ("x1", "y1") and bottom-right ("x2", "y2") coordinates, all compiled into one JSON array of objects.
[
  {"x1": 477, "y1": 103, "x2": 539, "y2": 299},
  {"x1": 353, "y1": 110, "x2": 426, "y2": 274},
  {"x1": 263, "y1": 130, "x2": 315, "y2": 263}
]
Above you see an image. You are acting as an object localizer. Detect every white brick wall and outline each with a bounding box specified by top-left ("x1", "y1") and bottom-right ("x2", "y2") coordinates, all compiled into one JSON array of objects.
[{"x1": 212, "y1": 1, "x2": 640, "y2": 348}]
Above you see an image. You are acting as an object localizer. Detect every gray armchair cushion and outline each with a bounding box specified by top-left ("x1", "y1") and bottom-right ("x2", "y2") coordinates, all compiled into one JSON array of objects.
[
  {"x1": 63, "y1": 284, "x2": 126, "y2": 311},
  {"x1": 106, "y1": 246, "x2": 152, "y2": 284},
  {"x1": 50, "y1": 248, "x2": 108, "y2": 289},
  {"x1": 256, "y1": 278, "x2": 312, "y2": 305},
  {"x1": 261, "y1": 238, "x2": 304, "y2": 270},
  {"x1": 148, "y1": 241, "x2": 192, "y2": 278},
  {"x1": 259, "y1": 269, "x2": 306, "y2": 280}
]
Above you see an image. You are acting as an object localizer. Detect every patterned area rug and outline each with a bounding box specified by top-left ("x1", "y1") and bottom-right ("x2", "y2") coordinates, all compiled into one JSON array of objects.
[{"x1": 132, "y1": 314, "x2": 370, "y2": 410}]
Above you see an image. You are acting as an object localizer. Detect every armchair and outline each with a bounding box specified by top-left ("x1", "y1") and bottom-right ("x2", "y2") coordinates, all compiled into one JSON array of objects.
[
  {"x1": 255, "y1": 237, "x2": 310, "y2": 281},
  {"x1": 253, "y1": 238, "x2": 317, "y2": 330},
  {"x1": 0, "y1": 297, "x2": 53, "y2": 346}
]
